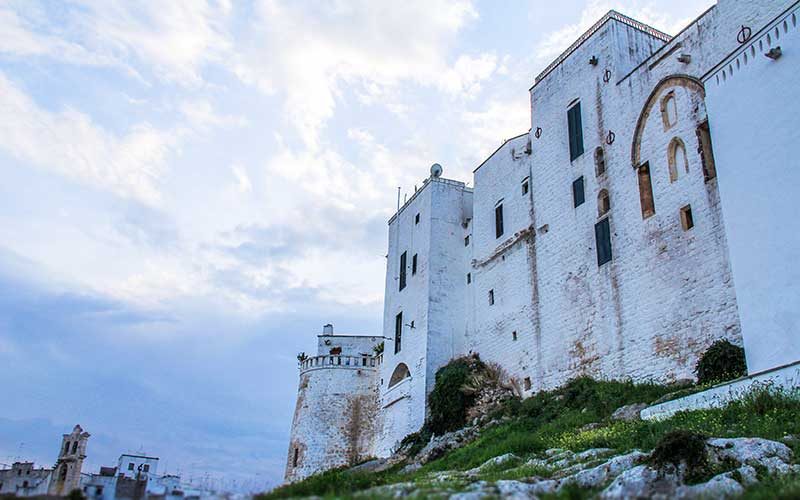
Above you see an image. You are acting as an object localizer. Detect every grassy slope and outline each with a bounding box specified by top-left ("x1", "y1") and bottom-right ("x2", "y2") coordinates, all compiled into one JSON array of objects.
[{"x1": 262, "y1": 379, "x2": 800, "y2": 499}]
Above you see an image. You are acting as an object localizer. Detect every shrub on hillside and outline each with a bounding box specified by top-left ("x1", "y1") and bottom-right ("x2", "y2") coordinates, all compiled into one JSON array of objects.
[
  {"x1": 427, "y1": 355, "x2": 486, "y2": 435},
  {"x1": 695, "y1": 339, "x2": 747, "y2": 385},
  {"x1": 649, "y1": 429, "x2": 709, "y2": 482}
]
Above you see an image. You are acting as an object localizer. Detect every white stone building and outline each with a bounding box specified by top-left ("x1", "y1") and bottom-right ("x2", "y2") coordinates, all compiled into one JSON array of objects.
[{"x1": 285, "y1": 0, "x2": 800, "y2": 483}]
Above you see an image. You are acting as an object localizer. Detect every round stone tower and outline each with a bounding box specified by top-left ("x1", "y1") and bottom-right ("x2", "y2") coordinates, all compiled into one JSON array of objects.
[{"x1": 284, "y1": 325, "x2": 383, "y2": 483}]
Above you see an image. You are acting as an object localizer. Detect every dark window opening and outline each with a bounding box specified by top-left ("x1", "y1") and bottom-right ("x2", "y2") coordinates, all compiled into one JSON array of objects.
[
  {"x1": 97, "y1": 487, "x2": 103, "y2": 495},
  {"x1": 595, "y1": 147, "x2": 606, "y2": 176},
  {"x1": 394, "y1": 312, "x2": 403, "y2": 354},
  {"x1": 415, "y1": 213, "x2": 420, "y2": 225},
  {"x1": 696, "y1": 121, "x2": 717, "y2": 181},
  {"x1": 495, "y1": 204, "x2": 504, "y2": 238},
  {"x1": 22, "y1": 481, "x2": 28, "y2": 489},
  {"x1": 464, "y1": 235, "x2": 470, "y2": 246},
  {"x1": 143, "y1": 464, "x2": 150, "y2": 472},
  {"x1": 128, "y1": 463, "x2": 134, "y2": 471},
  {"x1": 466, "y1": 273, "x2": 471, "y2": 284},
  {"x1": 64, "y1": 441, "x2": 70, "y2": 455},
  {"x1": 293, "y1": 448, "x2": 299, "y2": 468},
  {"x1": 573, "y1": 176, "x2": 585, "y2": 208},
  {"x1": 524, "y1": 377, "x2": 532, "y2": 391},
  {"x1": 72, "y1": 441, "x2": 78, "y2": 454},
  {"x1": 522, "y1": 179, "x2": 529, "y2": 195},
  {"x1": 488, "y1": 289, "x2": 495, "y2": 305},
  {"x1": 512, "y1": 331, "x2": 518, "y2": 341},
  {"x1": 638, "y1": 162, "x2": 655, "y2": 218},
  {"x1": 61, "y1": 465, "x2": 68, "y2": 480},
  {"x1": 399, "y1": 251, "x2": 407, "y2": 291},
  {"x1": 595, "y1": 218, "x2": 612, "y2": 266},
  {"x1": 567, "y1": 101, "x2": 584, "y2": 161},
  {"x1": 411, "y1": 254, "x2": 418, "y2": 275},
  {"x1": 680, "y1": 205, "x2": 694, "y2": 230}
]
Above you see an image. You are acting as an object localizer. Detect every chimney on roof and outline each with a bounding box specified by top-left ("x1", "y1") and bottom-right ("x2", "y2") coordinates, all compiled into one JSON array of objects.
[{"x1": 322, "y1": 324, "x2": 334, "y2": 335}]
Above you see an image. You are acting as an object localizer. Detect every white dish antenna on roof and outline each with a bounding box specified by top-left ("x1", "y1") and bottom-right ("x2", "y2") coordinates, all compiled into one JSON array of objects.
[{"x1": 430, "y1": 163, "x2": 443, "y2": 178}]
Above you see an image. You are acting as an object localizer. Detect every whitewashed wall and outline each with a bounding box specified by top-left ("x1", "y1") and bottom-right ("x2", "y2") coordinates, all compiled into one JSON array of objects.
[{"x1": 704, "y1": 2, "x2": 800, "y2": 374}]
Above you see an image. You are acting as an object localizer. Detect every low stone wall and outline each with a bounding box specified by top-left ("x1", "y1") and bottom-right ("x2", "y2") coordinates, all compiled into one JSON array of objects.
[{"x1": 641, "y1": 361, "x2": 800, "y2": 421}]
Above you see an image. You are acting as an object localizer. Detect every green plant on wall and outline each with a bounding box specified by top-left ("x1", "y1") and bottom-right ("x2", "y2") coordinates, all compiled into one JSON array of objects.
[{"x1": 695, "y1": 339, "x2": 747, "y2": 385}]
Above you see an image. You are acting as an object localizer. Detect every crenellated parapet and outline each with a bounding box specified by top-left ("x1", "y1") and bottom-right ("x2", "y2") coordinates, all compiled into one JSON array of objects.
[{"x1": 299, "y1": 354, "x2": 382, "y2": 373}]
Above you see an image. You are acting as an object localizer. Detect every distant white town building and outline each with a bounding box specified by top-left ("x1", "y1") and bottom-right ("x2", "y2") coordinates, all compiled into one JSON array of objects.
[{"x1": 285, "y1": 0, "x2": 800, "y2": 483}]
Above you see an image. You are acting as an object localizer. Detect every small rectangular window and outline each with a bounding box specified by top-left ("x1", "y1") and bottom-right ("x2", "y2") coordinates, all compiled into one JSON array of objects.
[
  {"x1": 415, "y1": 213, "x2": 420, "y2": 225},
  {"x1": 143, "y1": 464, "x2": 150, "y2": 472},
  {"x1": 522, "y1": 179, "x2": 529, "y2": 195},
  {"x1": 394, "y1": 312, "x2": 403, "y2": 354},
  {"x1": 464, "y1": 235, "x2": 470, "y2": 246},
  {"x1": 128, "y1": 463, "x2": 134, "y2": 471},
  {"x1": 567, "y1": 101, "x2": 584, "y2": 161},
  {"x1": 595, "y1": 218, "x2": 612, "y2": 266},
  {"x1": 697, "y1": 121, "x2": 717, "y2": 181},
  {"x1": 488, "y1": 289, "x2": 495, "y2": 305},
  {"x1": 412, "y1": 254, "x2": 418, "y2": 275},
  {"x1": 399, "y1": 252, "x2": 407, "y2": 291},
  {"x1": 495, "y1": 204, "x2": 504, "y2": 238},
  {"x1": 512, "y1": 331, "x2": 518, "y2": 341},
  {"x1": 293, "y1": 448, "x2": 299, "y2": 468},
  {"x1": 572, "y1": 176, "x2": 585, "y2": 208},
  {"x1": 524, "y1": 377, "x2": 532, "y2": 391},
  {"x1": 680, "y1": 205, "x2": 694, "y2": 230},
  {"x1": 466, "y1": 273, "x2": 471, "y2": 284}
]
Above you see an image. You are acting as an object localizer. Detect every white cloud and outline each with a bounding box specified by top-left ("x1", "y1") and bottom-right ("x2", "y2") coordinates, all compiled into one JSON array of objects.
[
  {"x1": 179, "y1": 99, "x2": 249, "y2": 131},
  {"x1": 230, "y1": 163, "x2": 252, "y2": 194},
  {"x1": 0, "y1": 72, "x2": 177, "y2": 205}
]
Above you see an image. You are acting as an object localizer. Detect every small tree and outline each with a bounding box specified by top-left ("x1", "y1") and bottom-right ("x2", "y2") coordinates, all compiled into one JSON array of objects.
[
  {"x1": 373, "y1": 342, "x2": 384, "y2": 355},
  {"x1": 67, "y1": 489, "x2": 86, "y2": 500},
  {"x1": 427, "y1": 355, "x2": 486, "y2": 435},
  {"x1": 695, "y1": 339, "x2": 747, "y2": 385}
]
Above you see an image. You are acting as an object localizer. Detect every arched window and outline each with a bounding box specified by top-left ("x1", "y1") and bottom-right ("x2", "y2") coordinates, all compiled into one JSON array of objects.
[
  {"x1": 594, "y1": 147, "x2": 606, "y2": 176},
  {"x1": 63, "y1": 441, "x2": 70, "y2": 455},
  {"x1": 59, "y1": 464, "x2": 68, "y2": 481},
  {"x1": 667, "y1": 137, "x2": 688, "y2": 182},
  {"x1": 660, "y1": 91, "x2": 677, "y2": 129},
  {"x1": 388, "y1": 363, "x2": 411, "y2": 388},
  {"x1": 72, "y1": 441, "x2": 78, "y2": 454},
  {"x1": 598, "y1": 189, "x2": 611, "y2": 217}
]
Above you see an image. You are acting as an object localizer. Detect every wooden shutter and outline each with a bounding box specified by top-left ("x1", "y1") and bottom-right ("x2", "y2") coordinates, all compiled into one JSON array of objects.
[
  {"x1": 573, "y1": 176, "x2": 585, "y2": 207},
  {"x1": 399, "y1": 252, "x2": 407, "y2": 291},
  {"x1": 495, "y1": 204, "x2": 504, "y2": 238},
  {"x1": 595, "y1": 218, "x2": 612, "y2": 266},
  {"x1": 568, "y1": 102, "x2": 584, "y2": 161}
]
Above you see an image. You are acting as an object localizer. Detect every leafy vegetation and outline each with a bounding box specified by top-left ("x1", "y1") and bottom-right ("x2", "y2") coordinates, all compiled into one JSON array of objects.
[
  {"x1": 695, "y1": 339, "x2": 747, "y2": 385},
  {"x1": 427, "y1": 355, "x2": 486, "y2": 435},
  {"x1": 648, "y1": 429, "x2": 709, "y2": 482},
  {"x1": 261, "y1": 378, "x2": 800, "y2": 499}
]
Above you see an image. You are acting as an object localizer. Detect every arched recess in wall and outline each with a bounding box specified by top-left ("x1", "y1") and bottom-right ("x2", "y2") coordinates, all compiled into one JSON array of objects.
[
  {"x1": 631, "y1": 75, "x2": 705, "y2": 169},
  {"x1": 667, "y1": 137, "x2": 689, "y2": 182},
  {"x1": 598, "y1": 189, "x2": 611, "y2": 217},
  {"x1": 388, "y1": 363, "x2": 411, "y2": 388}
]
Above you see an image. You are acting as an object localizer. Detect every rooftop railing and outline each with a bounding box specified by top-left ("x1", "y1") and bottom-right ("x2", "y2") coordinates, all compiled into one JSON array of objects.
[{"x1": 298, "y1": 354, "x2": 382, "y2": 373}]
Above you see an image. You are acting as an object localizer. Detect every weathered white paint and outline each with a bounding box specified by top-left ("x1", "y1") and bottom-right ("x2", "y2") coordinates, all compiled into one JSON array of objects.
[{"x1": 286, "y1": 0, "x2": 800, "y2": 481}]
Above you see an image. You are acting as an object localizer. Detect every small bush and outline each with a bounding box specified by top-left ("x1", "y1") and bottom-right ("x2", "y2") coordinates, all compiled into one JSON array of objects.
[
  {"x1": 427, "y1": 355, "x2": 486, "y2": 435},
  {"x1": 649, "y1": 430, "x2": 709, "y2": 482},
  {"x1": 695, "y1": 339, "x2": 747, "y2": 385}
]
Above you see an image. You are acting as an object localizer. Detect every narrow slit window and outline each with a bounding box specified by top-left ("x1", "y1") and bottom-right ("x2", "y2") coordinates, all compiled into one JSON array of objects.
[
  {"x1": 594, "y1": 147, "x2": 606, "y2": 176},
  {"x1": 512, "y1": 331, "x2": 518, "y2": 341},
  {"x1": 394, "y1": 312, "x2": 403, "y2": 354},
  {"x1": 680, "y1": 205, "x2": 694, "y2": 230},
  {"x1": 464, "y1": 234, "x2": 470, "y2": 246},
  {"x1": 696, "y1": 121, "x2": 717, "y2": 181},
  {"x1": 495, "y1": 203, "x2": 504, "y2": 238},
  {"x1": 293, "y1": 448, "x2": 299, "y2": 468},
  {"x1": 522, "y1": 178, "x2": 529, "y2": 195},
  {"x1": 415, "y1": 213, "x2": 420, "y2": 225},
  {"x1": 567, "y1": 101, "x2": 584, "y2": 160},
  {"x1": 488, "y1": 289, "x2": 495, "y2": 305},
  {"x1": 411, "y1": 254, "x2": 418, "y2": 275},
  {"x1": 595, "y1": 217, "x2": 612, "y2": 266},
  {"x1": 398, "y1": 252, "x2": 407, "y2": 291},
  {"x1": 638, "y1": 162, "x2": 655, "y2": 218},
  {"x1": 524, "y1": 377, "x2": 532, "y2": 391},
  {"x1": 573, "y1": 176, "x2": 585, "y2": 208},
  {"x1": 466, "y1": 273, "x2": 471, "y2": 284}
]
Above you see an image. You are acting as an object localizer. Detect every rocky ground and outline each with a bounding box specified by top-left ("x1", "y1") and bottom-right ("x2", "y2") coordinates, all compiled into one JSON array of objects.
[{"x1": 355, "y1": 435, "x2": 800, "y2": 499}]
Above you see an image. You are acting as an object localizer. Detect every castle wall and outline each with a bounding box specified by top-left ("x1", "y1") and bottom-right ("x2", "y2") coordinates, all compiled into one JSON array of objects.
[
  {"x1": 467, "y1": 135, "x2": 539, "y2": 392},
  {"x1": 703, "y1": 1, "x2": 800, "y2": 374},
  {"x1": 284, "y1": 357, "x2": 380, "y2": 483}
]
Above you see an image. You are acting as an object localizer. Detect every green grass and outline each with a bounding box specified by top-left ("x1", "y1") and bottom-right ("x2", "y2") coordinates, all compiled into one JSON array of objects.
[
  {"x1": 260, "y1": 381, "x2": 800, "y2": 499},
  {"x1": 740, "y1": 474, "x2": 800, "y2": 499}
]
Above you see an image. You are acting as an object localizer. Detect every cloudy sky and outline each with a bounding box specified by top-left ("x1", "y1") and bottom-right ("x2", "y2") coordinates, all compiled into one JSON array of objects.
[{"x1": 0, "y1": 0, "x2": 714, "y2": 491}]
